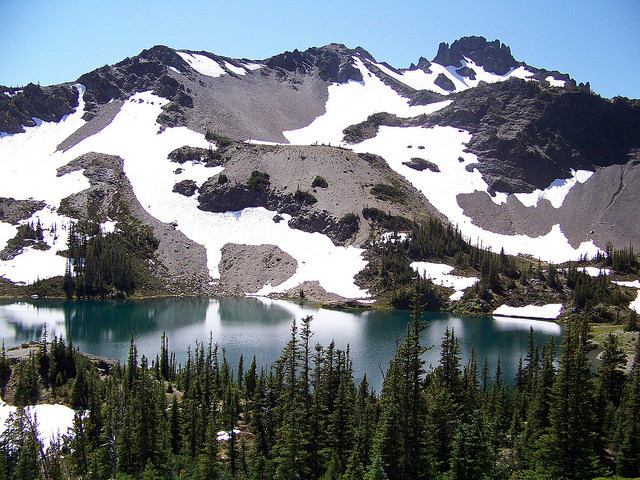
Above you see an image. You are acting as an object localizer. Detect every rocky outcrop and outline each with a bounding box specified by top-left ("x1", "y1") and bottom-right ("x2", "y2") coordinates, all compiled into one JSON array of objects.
[
  {"x1": 409, "y1": 56, "x2": 432, "y2": 73},
  {"x1": 434, "y1": 73, "x2": 455, "y2": 91},
  {"x1": 403, "y1": 157, "x2": 440, "y2": 172},
  {"x1": 77, "y1": 45, "x2": 193, "y2": 120},
  {"x1": 218, "y1": 243, "x2": 297, "y2": 294},
  {"x1": 265, "y1": 43, "x2": 364, "y2": 83},
  {"x1": 0, "y1": 198, "x2": 45, "y2": 224},
  {"x1": 432, "y1": 36, "x2": 519, "y2": 75},
  {"x1": 424, "y1": 78, "x2": 640, "y2": 193},
  {"x1": 0, "y1": 83, "x2": 79, "y2": 134},
  {"x1": 173, "y1": 180, "x2": 198, "y2": 197}
]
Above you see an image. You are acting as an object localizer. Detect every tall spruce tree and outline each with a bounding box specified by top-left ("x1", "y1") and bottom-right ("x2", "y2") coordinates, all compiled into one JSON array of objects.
[{"x1": 532, "y1": 319, "x2": 601, "y2": 479}]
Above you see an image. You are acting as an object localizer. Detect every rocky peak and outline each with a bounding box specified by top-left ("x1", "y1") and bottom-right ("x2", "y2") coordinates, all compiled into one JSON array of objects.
[
  {"x1": 432, "y1": 36, "x2": 519, "y2": 75},
  {"x1": 265, "y1": 44, "x2": 363, "y2": 83},
  {"x1": 409, "y1": 56, "x2": 432, "y2": 72}
]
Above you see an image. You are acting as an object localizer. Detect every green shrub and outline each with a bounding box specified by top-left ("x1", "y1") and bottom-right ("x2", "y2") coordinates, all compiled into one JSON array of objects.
[
  {"x1": 370, "y1": 183, "x2": 406, "y2": 203},
  {"x1": 339, "y1": 212, "x2": 359, "y2": 225},
  {"x1": 311, "y1": 176, "x2": 328, "y2": 188},
  {"x1": 205, "y1": 129, "x2": 233, "y2": 148},
  {"x1": 294, "y1": 189, "x2": 317, "y2": 205},
  {"x1": 217, "y1": 173, "x2": 228, "y2": 184},
  {"x1": 246, "y1": 171, "x2": 270, "y2": 191}
]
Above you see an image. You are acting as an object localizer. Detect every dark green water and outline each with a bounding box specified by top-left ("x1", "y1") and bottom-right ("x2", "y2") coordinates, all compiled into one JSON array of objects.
[{"x1": 0, "y1": 297, "x2": 561, "y2": 391}]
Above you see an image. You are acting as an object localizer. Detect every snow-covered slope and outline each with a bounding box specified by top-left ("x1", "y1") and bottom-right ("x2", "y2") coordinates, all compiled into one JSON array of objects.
[{"x1": 0, "y1": 37, "x2": 638, "y2": 299}]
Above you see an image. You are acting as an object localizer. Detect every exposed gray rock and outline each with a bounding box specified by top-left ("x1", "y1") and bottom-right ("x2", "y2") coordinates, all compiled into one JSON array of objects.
[
  {"x1": 434, "y1": 73, "x2": 455, "y2": 91},
  {"x1": 433, "y1": 36, "x2": 519, "y2": 75},
  {"x1": 218, "y1": 243, "x2": 297, "y2": 294},
  {"x1": 0, "y1": 83, "x2": 79, "y2": 134},
  {"x1": 403, "y1": 157, "x2": 440, "y2": 172},
  {"x1": 0, "y1": 198, "x2": 45, "y2": 224},
  {"x1": 173, "y1": 180, "x2": 198, "y2": 197}
]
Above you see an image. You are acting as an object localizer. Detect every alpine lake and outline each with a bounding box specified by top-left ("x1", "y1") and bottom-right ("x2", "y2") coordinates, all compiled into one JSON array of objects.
[{"x1": 0, "y1": 297, "x2": 561, "y2": 392}]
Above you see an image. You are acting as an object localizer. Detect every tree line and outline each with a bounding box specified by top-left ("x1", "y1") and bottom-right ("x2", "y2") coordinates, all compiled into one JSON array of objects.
[
  {"x1": 63, "y1": 219, "x2": 158, "y2": 299},
  {"x1": 0, "y1": 295, "x2": 639, "y2": 479}
]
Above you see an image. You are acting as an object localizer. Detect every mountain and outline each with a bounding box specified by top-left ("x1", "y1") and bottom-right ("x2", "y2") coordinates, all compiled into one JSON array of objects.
[{"x1": 1, "y1": 36, "x2": 639, "y2": 305}]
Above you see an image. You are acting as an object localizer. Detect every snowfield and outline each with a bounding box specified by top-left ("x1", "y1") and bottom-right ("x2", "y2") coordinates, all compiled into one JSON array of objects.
[
  {"x1": 370, "y1": 57, "x2": 535, "y2": 95},
  {"x1": 347, "y1": 125, "x2": 600, "y2": 262},
  {"x1": 0, "y1": 84, "x2": 92, "y2": 283},
  {"x1": 283, "y1": 57, "x2": 452, "y2": 146},
  {"x1": 410, "y1": 261, "x2": 478, "y2": 300},
  {"x1": 0, "y1": 398, "x2": 76, "y2": 449},
  {"x1": 513, "y1": 169, "x2": 593, "y2": 208},
  {"x1": 177, "y1": 52, "x2": 227, "y2": 77},
  {"x1": 61, "y1": 91, "x2": 369, "y2": 299},
  {"x1": 493, "y1": 303, "x2": 563, "y2": 320}
]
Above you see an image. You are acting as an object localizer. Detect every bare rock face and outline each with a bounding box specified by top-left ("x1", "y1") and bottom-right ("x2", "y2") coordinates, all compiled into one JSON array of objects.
[
  {"x1": 265, "y1": 43, "x2": 364, "y2": 83},
  {"x1": 434, "y1": 73, "x2": 455, "y2": 91},
  {"x1": 218, "y1": 243, "x2": 297, "y2": 294},
  {"x1": 0, "y1": 83, "x2": 79, "y2": 134},
  {"x1": 433, "y1": 36, "x2": 519, "y2": 75},
  {"x1": 0, "y1": 198, "x2": 45, "y2": 224}
]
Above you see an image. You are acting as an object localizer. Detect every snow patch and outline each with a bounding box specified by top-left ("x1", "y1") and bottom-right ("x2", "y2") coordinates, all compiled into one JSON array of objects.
[
  {"x1": 350, "y1": 125, "x2": 600, "y2": 262},
  {"x1": 614, "y1": 280, "x2": 640, "y2": 312},
  {"x1": 579, "y1": 266, "x2": 611, "y2": 277},
  {"x1": 217, "y1": 429, "x2": 241, "y2": 441},
  {"x1": 380, "y1": 232, "x2": 409, "y2": 244},
  {"x1": 168, "y1": 66, "x2": 181, "y2": 74},
  {"x1": 283, "y1": 57, "x2": 452, "y2": 146},
  {"x1": 493, "y1": 303, "x2": 563, "y2": 320},
  {"x1": 242, "y1": 62, "x2": 263, "y2": 71},
  {"x1": 177, "y1": 52, "x2": 227, "y2": 78},
  {"x1": 513, "y1": 169, "x2": 593, "y2": 208},
  {"x1": 0, "y1": 398, "x2": 76, "y2": 449},
  {"x1": 410, "y1": 261, "x2": 479, "y2": 301},
  {"x1": 545, "y1": 76, "x2": 566, "y2": 87},
  {"x1": 62, "y1": 91, "x2": 368, "y2": 299},
  {"x1": 224, "y1": 61, "x2": 247, "y2": 75}
]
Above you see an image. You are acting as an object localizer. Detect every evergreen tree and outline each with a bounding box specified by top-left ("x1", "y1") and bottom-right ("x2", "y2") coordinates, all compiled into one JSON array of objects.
[
  {"x1": 374, "y1": 288, "x2": 432, "y2": 480},
  {"x1": 532, "y1": 320, "x2": 601, "y2": 479},
  {"x1": 616, "y1": 339, "x2": 640, "y2": 477}
]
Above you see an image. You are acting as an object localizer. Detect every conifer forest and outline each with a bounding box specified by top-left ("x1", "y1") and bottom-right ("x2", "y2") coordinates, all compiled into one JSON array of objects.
[{"x1": 0, "y1": 294, "x2": 639, "y2": 480}]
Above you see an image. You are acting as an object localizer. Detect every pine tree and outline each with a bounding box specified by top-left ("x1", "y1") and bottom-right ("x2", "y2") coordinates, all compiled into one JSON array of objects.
[
  {"x1": 374, "y1": 288, "x2": 432, "y2": 480},
  {"x1": 449, "y1": 413, "x2": 494, "y2": 480},
  {"x1": 533, "y1": 319, "x2": 602, "y2": 479},
  {"x1": 616, "y1": 339, "x2": 640, "y2": 477}
]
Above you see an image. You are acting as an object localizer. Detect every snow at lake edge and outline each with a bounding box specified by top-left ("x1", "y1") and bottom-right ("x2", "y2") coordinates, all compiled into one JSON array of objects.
[{"x1": 493, "y1": 303, "x2": 563, "y2": 320}]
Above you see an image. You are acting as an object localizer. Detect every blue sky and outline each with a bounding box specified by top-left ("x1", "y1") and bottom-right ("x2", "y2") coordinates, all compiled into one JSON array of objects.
[{"x1": 1, "y1": 0, "x2": 639, "y2": 98}]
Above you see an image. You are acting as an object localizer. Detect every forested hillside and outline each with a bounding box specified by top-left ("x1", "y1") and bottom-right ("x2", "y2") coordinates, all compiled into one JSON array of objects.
[{"x1": 1, "y1": 296, "x2": 639, "y2": 479}]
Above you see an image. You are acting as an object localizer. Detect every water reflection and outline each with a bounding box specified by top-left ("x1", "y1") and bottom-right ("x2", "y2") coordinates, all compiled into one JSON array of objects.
[{"x1": 0, "y1": 298, "x2": 561, "y2": 391}]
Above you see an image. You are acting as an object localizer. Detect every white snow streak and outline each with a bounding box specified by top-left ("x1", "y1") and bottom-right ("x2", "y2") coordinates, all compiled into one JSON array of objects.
[
  {"x1": 513, "y1": 169, "x2": 593, "y2": 208},
  {"x1": 62, "y1": 92, "x2": 368, "y2": 298},
  {"x1": 371, "y1": 57, "x2": 535, "y2": 95},
  {"x1": 493, "y1": 303, "x2": 563, "y2": 320},
  {"x1": 283, "y1": 57, "x2": 451, "y2": 146},
  {"x1": 224, "y1": 61, "x2": 247, "y2": 75},
  {"x1": 177, "y1": 52, "x2": 226, "y2": 77}
]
